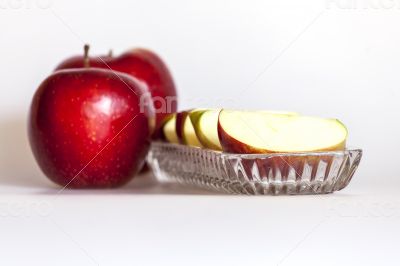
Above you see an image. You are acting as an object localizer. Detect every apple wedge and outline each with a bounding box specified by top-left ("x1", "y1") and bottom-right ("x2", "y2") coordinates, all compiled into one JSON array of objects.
[
  {"x1": 189, "y1": 109, "x2": 222, "y2": 150},
  {"x1": 176, "y1": 110, "x2": 203, "y2": 147},
  {"x1": 162, "y1": 114, "x2": 180, "y2": 144},
  {"x1": 190, "y1": 109, "x2": 299, "y2": 151},
  {"x1": 218, "y1": 110, "x2": 347, "y2": 153}
]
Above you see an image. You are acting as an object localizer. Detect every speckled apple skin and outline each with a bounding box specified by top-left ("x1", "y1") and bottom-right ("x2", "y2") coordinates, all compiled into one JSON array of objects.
[
  {"x1": 29, "y1": 68, "x2": 155, "y2": 188},
  {"x1": 55, "y1": 48, "x2": 177, "y2": 130}
]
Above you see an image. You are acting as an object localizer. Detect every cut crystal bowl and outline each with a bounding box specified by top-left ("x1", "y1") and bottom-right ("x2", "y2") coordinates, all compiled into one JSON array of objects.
[{"x1": 146, "y1": 142, "x2": 362, "y2": 195}]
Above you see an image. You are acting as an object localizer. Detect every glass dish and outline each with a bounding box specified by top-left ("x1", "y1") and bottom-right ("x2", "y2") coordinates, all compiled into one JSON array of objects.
[{"x1": 146, "y1": 142, "x2": 362, "y2": 195}]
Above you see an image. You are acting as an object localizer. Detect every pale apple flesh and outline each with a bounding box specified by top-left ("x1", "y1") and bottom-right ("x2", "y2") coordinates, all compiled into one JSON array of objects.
[
  {"x1": 182, "y1": 114, "x2": 203, "y2": 147},
  {"x1": 163, "y1": 114, "x2": 180, "y2": 144},
  {"x1": 218, "y1": 110, "x2": 347, "y2": 154},
  {"x1": 177, "y1": 110, "x2": 203, "y2": 147},
  {"x1": 190, "y1": 109, "x2": 222, "y2": 150},
  {"x1": 172, "y1": 110, "x2": 203, "y2": 147},
  {"x1": 190, "y1": 109, "x2": 298, "y2": 151}
]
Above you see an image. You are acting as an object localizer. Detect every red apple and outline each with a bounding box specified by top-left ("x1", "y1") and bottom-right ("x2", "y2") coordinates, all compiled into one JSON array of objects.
[
  {"x1": 55, "y1": 45, "x2": 177, "y2": 130},
  {"x1": 28, "y1": 68, "x2": 155, "y2": 188}
]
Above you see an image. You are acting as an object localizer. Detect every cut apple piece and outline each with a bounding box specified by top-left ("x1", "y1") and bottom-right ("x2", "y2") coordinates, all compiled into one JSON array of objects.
[
  {"x1": 163, "y1": 114, "x2": 180, "y2": 144},
  {"x1": 190, "y1": 109, "x2": 298, "y2": 151},
  {"x1": 175, "y1": 111, "x2": 187, "y2": 143},
  {"x1": 176, "y1": 110, "x2": 203, "y2": 147},
  {"x1": 190, "y1": 109, "x2": 222, "y2": 150},
  {"x1": 218, "y1": 110, "x2": 347, "y2": 153}
]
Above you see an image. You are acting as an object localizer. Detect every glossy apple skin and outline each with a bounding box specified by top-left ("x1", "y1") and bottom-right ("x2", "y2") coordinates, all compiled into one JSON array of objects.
[
  {"x1": 55, "y1": 48, "x2": 177, "y2": 130},
  {"x1": 29, "y1": 68, "x2": 155, "y2": 188}
]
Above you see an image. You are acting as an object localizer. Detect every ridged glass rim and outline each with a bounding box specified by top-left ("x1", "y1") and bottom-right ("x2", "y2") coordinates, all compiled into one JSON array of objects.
[
  {"x1": 151, "y1": 142, "x2": 362, "y2": 158},
  {"x1": 147, "y1": 142, "x2": 363, "y2": 195}
]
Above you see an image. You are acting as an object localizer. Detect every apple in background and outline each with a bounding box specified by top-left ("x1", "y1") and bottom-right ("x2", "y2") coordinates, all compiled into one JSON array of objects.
[
  {"x1": 218, "y1": 110, "x2": 347, "y2": 153},
  {"x1": 175, "y1": 110, "x2": 203, "y2": 147},
  {"x1": 55, "y1": 45, "x2": 177, "y2": 130},
  {"x1": 28, "y1": 68, "x2": 155, "y2": 188}
]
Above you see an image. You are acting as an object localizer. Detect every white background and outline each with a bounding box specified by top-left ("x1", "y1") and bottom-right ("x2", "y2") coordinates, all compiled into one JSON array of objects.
[{"x1": 0, "y1": 0, "x2": 399, "y2": 265}]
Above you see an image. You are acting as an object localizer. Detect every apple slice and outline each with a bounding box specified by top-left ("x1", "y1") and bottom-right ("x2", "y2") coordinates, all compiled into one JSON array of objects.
[
  {"x1": 218, "y1": 110, "x2": 347, "y2": 153},
  {"x1": 176, "y1": 110, "x2": 203, "y2": 147},
  {"x1": 162, "y1": 114, "x2": 180, "y2": 144},
  {"x1": 190, "y1": 109, "x2": 222, "y2": 150},
  {"x1": 190, "y1": 109, "x2": 299, "y2": 151}
]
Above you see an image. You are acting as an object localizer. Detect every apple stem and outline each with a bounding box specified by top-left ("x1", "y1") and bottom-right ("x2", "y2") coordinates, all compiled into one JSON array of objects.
[
  {"x1": 83, "y1": 44, "x2": 90, "y2": 68},
  {"x1": 108, "y1": 49, "x2": 113, "y2": 57}
]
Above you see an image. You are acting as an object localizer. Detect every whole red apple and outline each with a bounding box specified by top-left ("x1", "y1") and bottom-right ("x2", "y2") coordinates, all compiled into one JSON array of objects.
[
  {"x1": 28, "y1": 68, "x2": 155, "y2": 188},
  {"x1": 55, "y1": 45, "x2": 177, "y2": 130}
]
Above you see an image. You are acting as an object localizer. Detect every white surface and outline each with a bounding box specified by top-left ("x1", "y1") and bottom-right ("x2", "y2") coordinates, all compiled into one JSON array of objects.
[
  {"x1": 1, "y1": 176, "x2": 399, "y2": 266},
  {"x1": 1, "y1": 0, "x2": 400, "y2": 265}
]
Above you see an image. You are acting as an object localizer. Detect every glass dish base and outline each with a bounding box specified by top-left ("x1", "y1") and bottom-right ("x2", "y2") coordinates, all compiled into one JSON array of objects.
[{"x1": 146, "y1": 142, "x2": 362, "y2": 195}]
